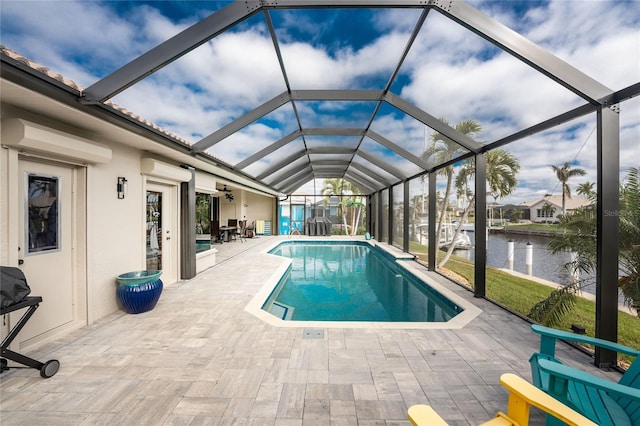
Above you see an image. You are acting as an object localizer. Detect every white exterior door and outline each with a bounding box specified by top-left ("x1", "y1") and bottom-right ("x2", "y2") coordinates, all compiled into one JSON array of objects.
[
  {"x1": 16, "y1": 158, "x2": 77, "y2": 347},
  {"x1": 146, "y1": 182, "x2": 178, "y2": 284}
]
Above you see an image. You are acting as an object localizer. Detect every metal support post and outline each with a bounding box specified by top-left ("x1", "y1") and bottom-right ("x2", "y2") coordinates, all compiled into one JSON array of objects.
[
  {"x1": 474, "y1": 154, "x2": 487, "y2": 297},
  {"x1": 403, "y1": 180, "x2": 410, "y2": 253},
  {"x1": 180, "y1": 167, "x2": 196, "y2": 279},
  {"x1": 388, "y1": 188, "x2": 393, "y2": 244},
  {"x1": 428, "y1": 173, "x2": 437, "y2": 271},
  {"x1": 595, "y1": 105, "x2": 620, "y2": 367},
  {"x1": 377, "y1": 191, "x2": 383, "y2": 242}
]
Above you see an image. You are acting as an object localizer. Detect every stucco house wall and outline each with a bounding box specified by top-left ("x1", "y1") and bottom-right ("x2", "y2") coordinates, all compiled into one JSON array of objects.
[
  {"x1": 0, "y1": 116, "x2": 184, "y2": 343},
  {"x1": 219, "y1": 188, "x2": 275, "y2": 231},
  {"x1": 0, "y1": 45, "x2": 280, "y2": 349},
  {"x1": 529, "y1": 199, "x2": 563, "y2": 223},
  {"x1": 0, "y1": 108, "x2": 276, "y2": 350},
  {"x1": 527, "y1": 195, "x2": 591, "y2": 223},
  {"x1": 245, "y1": 191, "x2": 275, "y2": 233},
  {"x1": 89, "y1": 144, "x2": 147, "y2": 321}
]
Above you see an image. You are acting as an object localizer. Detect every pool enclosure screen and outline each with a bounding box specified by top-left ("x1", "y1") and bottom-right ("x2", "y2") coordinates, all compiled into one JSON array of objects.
[{"x1": 3, "y1": 0, "x2": 637, "y2": 367}]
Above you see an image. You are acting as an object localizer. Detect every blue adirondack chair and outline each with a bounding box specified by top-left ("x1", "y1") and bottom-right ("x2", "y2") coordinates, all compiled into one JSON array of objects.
[{"x1": 529, "y1": 324, "x2": 640, "y2": 426}]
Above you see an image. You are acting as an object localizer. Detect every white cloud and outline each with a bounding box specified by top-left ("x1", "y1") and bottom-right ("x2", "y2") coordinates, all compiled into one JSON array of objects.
[
  {"x1": 620, "y1": 96, "x2": 640, "y2": 173},
  {"x1": 370, "y1": 113, "x2": 427, "y2": 154},
  {"x1": 400, "y1": 52, "x2": 583, "y2": 142},
  {"x1": 515, "y1": 1, "x2": 639, "y2": 90},
  {"x1": 280, "y1": 30, "x2": 410, "y2": 89},
  {"x1": 111, "y1": 79, "x2": 240, "y2": 140},
  {"x1": 0, "y1": 0, "x2": 637, "y2": 198},
  {"x1": 209, "y1": 123, "x2": 287, "y2": 166},
  {"x1": 0, "y1": 1, "x2": 160, "y2": 84}
]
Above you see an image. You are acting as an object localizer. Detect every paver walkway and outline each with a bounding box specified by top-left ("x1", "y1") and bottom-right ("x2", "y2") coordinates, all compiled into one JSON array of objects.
[{"x1": 0, "y1": 236, "x2": 622, "y2": 425}]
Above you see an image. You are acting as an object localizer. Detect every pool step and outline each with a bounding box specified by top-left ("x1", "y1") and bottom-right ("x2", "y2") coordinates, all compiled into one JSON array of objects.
[{"x1": 267, "y1": 301, "x2": 295, "y2": 320}]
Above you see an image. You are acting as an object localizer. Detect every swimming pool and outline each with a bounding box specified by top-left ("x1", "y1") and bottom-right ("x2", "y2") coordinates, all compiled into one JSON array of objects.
[{"x1": 258, "y1": 240, "x2": 471, "y2": 325}]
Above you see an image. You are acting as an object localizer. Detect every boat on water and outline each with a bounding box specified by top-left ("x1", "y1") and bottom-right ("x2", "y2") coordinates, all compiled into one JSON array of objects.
[
  {"x1": 415, "y1": 222, "x2": 473, "y2": 250},
  {"x1": 443, "y1": 230, "x2": 473, "y2": 249},
  {"x1": 460, "y1": 223, "x2": 475, "y2": 233}
]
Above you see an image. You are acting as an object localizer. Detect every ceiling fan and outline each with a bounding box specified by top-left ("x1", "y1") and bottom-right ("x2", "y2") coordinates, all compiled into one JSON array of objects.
[{"x1": 220, "y1": 185, "x2": 232, "y2": 192}]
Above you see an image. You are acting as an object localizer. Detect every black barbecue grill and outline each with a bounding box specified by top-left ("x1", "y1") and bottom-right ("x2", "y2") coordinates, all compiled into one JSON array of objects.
[{"x1": 1, "y1": 266, "x2": 60, "y2": 378}]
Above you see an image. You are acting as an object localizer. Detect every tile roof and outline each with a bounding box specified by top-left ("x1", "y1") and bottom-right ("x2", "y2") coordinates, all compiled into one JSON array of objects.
[
  {"x1": 1, "y1": 45, "x2": 196, "y2": 150},
  {"x1": 526, "y1": 194, "x2": 591, "y2": 210}
]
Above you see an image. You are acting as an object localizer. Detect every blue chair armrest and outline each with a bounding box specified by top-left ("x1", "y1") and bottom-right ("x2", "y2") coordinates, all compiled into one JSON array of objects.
[
  {"x1": 538, "y1": 358, "x2": 640, "y2": 401},
  {"x1": 531, "y1": 324, "x2": 640, "y2": 358}
]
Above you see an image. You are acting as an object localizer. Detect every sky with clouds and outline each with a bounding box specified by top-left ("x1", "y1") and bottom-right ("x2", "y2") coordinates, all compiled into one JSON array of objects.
[{"x1": 1, "y1": 0, "x2": 638, "y2": 203}]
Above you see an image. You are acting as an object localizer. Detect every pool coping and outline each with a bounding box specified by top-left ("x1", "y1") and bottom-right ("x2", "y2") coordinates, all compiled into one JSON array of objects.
[{"x1": 244, "y1": 237, "x2": 482, "y2": 329}]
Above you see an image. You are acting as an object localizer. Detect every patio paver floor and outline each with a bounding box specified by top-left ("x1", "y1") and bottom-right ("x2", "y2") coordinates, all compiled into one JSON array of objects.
[{"x1": 0, "y1": 236, "x2": 622, "y2": 425}]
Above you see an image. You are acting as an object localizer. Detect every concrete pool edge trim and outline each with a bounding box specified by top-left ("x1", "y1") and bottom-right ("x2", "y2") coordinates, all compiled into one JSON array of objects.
[{"x1": 244, "y1": 237, "x2": 482, "y2": 329}]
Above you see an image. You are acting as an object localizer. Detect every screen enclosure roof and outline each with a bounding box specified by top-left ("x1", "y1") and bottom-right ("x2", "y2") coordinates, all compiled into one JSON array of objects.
[{"x1": 71, "y1": 1, "x2": 622, "y2": 195}]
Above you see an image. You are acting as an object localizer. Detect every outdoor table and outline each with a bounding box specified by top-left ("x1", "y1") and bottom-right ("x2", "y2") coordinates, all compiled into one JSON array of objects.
[{"x1": 219, "y1": 226, "x2": 236, "y2": 242}]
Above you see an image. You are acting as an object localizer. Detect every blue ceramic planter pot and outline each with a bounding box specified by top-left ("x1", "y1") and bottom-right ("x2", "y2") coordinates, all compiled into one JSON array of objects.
[{"x1": 116, "y1": 270, "x2": 163, "y2": 314}]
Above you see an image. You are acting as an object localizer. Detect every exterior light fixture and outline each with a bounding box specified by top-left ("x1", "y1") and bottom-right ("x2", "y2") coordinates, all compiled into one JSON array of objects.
[{"x1": 117, "y1": 177, "x2": 128, "y2": 199}]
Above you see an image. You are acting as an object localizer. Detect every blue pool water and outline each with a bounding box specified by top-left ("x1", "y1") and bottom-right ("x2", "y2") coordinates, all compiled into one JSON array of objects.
[
  {"x1": 196, "y1": 241, "x2": 211, "y2": 253},
  {"x1": 263, "y1": 241, "x2": 462, "y2": 322}
]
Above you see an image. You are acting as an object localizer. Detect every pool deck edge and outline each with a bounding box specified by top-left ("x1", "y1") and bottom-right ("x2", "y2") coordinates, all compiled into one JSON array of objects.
[{"x1": 244, "y1": 237, "x2": 482, "y2": 329}]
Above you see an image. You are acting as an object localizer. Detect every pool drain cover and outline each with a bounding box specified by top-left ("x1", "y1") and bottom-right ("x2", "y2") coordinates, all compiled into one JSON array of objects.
[{"x1": 302, "y1": 329, "x2": 324, "y2": 339}]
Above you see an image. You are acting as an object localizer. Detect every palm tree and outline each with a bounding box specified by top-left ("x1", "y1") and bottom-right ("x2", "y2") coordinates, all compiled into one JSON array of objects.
[
  {"x1": 618, "y1": 167, "x2": 640, "y2": 314},
  {"x1": 530, "y1": 167, "x2": 640, "y2": 324},
  {"x1": 509, "y1": 209, "x2": 523, "y2": 223},
  {"x1": 422, "y1": 119, "x2": 481, "y2": 248},
  {"x1": 321, "y1": 178, "x2": 364, "y2": 236},
  {"x1": 577, "y1": 181, "x2": 597, "y2": 202},
  {"x1": 551, "y1": 162, "x2": 587, "y2": 215},
  {"x1": 410, "y1": 193, "x2": 425, "y2": 220},
  {"x1": 321, "y1": 178, "x2": 349, "y2": 234},
  {"x1": 321, "y1": 178, "x2": 348, "y2": 199},
  {"x1": 195, "y1": 193, "x2": 211, "y2": 234},
  {"x1": 540, "y1": 201, "x2": 556, "y2": 223},
  {"x1": 438, "y1": 149, "x2": 520, "y2": 268},
  {"x1": 343, "y1": 196, "x2": 365, "y2": 236}
]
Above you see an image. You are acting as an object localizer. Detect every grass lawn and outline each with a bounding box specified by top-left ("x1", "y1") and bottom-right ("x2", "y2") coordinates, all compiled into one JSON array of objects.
[{"x1": 408, "y1": 242, "x2": 640, "y2": 364}]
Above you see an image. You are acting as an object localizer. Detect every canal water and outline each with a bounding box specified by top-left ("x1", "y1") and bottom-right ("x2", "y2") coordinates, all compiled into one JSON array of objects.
[{"x1": 452, "y1": 232, "x2": 608, "y2": 299}]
